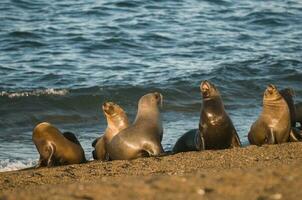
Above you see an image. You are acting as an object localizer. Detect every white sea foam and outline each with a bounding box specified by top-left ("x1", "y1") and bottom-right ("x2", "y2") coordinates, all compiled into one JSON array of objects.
[
  {"x1": 0, "y1": 88, "x2": 69, "y2": 98},
  {"x1": 0, "y1": 159, "x2": 37, "y2": 172}
]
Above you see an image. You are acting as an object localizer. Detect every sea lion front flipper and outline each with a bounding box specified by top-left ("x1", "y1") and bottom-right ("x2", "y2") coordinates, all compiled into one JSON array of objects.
[
  {"x1": 230, "y1": 130, "x2": 241, "y2": 148},
  {"x1": 46, "y1": 142, "x2": 56, "y2": 167},
  {"x1": 267, "y1": 128, "x2": 276, "y2": 144}
]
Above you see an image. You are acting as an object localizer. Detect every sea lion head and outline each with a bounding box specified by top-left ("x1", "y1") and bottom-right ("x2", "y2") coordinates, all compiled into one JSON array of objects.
[
  {"x1": 263, "y1": 84, "x2": 282, "y2": 102},
  {"x1": 200, "y1": 80, "x2": 220, "y2": 100},
  {"x1": 102, "y1": 102, "x2": 127, "y2": 119},
  {"x1": 139, "y1": 92, "x2": 163, "y2": 109}
]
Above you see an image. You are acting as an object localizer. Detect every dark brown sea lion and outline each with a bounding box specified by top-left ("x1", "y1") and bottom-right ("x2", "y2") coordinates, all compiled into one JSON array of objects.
[
  {"x1": 172, "y1": 129, "x2": 204, "y2": 153},
  {"x1": 199, "y1": 80, "x2": 241, "y2": 149},
  {"x1": 295, "y1": 102, "x2": 302, "y2": 127},
  {"x1": 279, "y1": 88, "x2": 302, "y2": 142},
  {"x1": 248, "y1": 84, "x2": 291, "y2": 145},
  {"x1": 107, "y1": 92, "x2": 164, "y2": 160},
  {"x1": 92, "y1": 102, "x2": 129, "y2": 160},
  {"x1": 32, "y1": 122, "x2": 86, "y2": 167},
  {"x1": 280, "y1": 88, "x2": 296, "y2": 127}
]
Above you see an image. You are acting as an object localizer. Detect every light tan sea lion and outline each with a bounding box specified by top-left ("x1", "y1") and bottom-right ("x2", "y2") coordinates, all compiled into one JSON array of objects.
[
  {"x1": 92, "y1": 102, "x2": 129, "y2": 160},
  {"x1": 32, "y1": 122, "x2": 86, "y2": 167},
  {"x1": 199, "y1": 80, "x2": 241, "y2": 149},
  {"x1": 107, "y1": 92, "x2": 164, "y2": 160},
  {"x1": 248, "y1": 84, "x2": 291, "y2": 145}
]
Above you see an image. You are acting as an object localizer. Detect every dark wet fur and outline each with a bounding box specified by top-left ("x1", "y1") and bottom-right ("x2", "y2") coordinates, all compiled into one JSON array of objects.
[
  {"x1": 62, "y1": 132, "x2": 81, "y2": 146},
  {"x1": 172, "y1": 129, "x2": 203, "y2": 153},
  {"x1": 280, "y1": 88, "x2": 296, "y2": 127}
]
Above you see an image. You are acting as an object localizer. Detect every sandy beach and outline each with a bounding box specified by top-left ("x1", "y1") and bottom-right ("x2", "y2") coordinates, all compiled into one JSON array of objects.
[{"x1": 1, "y1": 142, "x2": 302, "y2": 200}]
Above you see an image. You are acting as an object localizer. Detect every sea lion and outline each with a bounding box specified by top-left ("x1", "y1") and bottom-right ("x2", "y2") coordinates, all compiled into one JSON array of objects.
[
  {"x1": 172, "y1": 129, "x2": 204, "y2": 153},
  {"x1": 280, "y1": 88, "x2": 296, "y2": 127},
  {"x1": 248, "y1": 84, "x2": 291, "y2": 145},
  {"x1": 107, "y1": 92, "x2": 164, "y2": 160},
  {"x1": 92, "y1": 102, "x2": 129, "y2": 160},
  {"x1": 32, "y1": 122, "x2": 86, "y2": 167},
  {"x1": 295, "y1": 102, "x2": 302, "y2": 127},
  {"x1": 199, "y1": 80, "x2": 241, "y2": 149}
]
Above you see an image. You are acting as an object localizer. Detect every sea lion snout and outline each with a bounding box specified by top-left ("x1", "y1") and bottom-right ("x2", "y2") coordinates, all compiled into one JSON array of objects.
[
  {"x1": 267, "y1": 84, "x2": 276, "y2": 93},
  {"x1": 154, "y1": 92, "x2": 163, "y2": 107},
  {"x1": 200, "y1": 81, "x2": 211, "y2": 98},
  {"x1": 102, "y1": 102, "x2": 115, "y2": 115},
  {"x1": 264, "y1": 84, "x2": 278, "y2": 97}
]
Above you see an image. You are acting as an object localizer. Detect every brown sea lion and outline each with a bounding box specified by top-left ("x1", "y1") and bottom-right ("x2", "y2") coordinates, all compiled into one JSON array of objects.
[
  {"x1": 279, "y1": 88, "x2": 302, "y2": 142},
  {"x1": 172, "y1": 129, "x2": 204, "y2": 153},
  {"x1": 279, "y1": 88, "x2": 296, "y2": 127},
  {"x1": 295, "y1": 102, "x2": 302, "y2": 127},
  {"x1": 92, "y1": 102, "x2": 129, "y2": 160},
  {"x1": 107, "y1": 92, "x2": 164, "y2": 160},
  {"x1": 199, "y1": 80, "x2": 241, "y2": 149},
  {"x1": 248, "y1": 84, "x2": 291, "y2": 145},
  {"x1": 32, "y1": 122, "x2": 86, "y2": 167}
]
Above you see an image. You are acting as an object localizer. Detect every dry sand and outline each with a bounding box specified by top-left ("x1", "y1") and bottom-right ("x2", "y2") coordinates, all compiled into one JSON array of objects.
[{"x1": 1, "y1": 142, "x2": 302, "y2": 200}]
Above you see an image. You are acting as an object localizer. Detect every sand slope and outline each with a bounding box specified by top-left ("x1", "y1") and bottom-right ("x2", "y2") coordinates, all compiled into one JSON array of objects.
[{"x1": 1, "y1": 143, "x2": 302, "y2": 200}]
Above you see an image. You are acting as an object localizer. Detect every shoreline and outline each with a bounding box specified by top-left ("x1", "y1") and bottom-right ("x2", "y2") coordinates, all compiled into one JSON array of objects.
[{"x1": 1, "y1": 142, "x2": 302, "y2": 199}]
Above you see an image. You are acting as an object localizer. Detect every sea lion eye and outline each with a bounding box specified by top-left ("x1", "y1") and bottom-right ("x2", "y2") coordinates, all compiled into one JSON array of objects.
[{"x1": 154, "y1": 92, "x2": 160, "y2": 100}]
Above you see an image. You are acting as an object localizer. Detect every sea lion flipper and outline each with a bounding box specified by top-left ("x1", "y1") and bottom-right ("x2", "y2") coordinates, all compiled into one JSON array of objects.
[
  {"x1": 230, "y1": 130, "x2": 241, "y2": 148},
  {"x1": 143, "y1": 142, "x2": 164, "y2": 157},
  {"x1": 289, "y1": 128, "x2": 302, "y2": 142},
  {"x1": 92, "y1": 136, "x2": 102, "y2": 147},
  {"x1": 267, "y1": 128, "x2": 276, "y2": 144},
  {"x1": 62, "y1": 132, "x2": 81, "y2": 146},
  {"x1": 289, "y1": 128, "x2": 299, "y2": 142},
  {"x1": 46, "y1": 142, "x2": 56, "y2": 167},
  {"x1": 92, "y1": 136, "x2": 107, "y2": 160}
]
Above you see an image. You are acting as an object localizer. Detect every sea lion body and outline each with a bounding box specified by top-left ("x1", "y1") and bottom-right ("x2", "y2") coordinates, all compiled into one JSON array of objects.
[
  {"x1": 92, "y1": 102, "x2": 129, "y2": 160},
  {"x1": 172, "y1": 129, "x2": 204, "y2": 153},
  {"x1": 248, "y1": 84, "x2": 291, "y2": 145},
  {"x1": 295, "y1": 102, "x2": 302, "y2": 127},
  {"x1": 280, "y1": 88, "x2": 296, "y2": 127},
  {"x1": 199, "y1": 81, "x2": 241, "y2": 150},
  {"x1": 32, "y1": 122, "x2": 86, "y2": 167},
  {"x1": 107, "y1": 92, "x2": 164, "y2": 160}
]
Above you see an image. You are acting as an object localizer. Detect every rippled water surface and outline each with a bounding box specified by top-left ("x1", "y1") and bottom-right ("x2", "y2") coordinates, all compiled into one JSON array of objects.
[{"x1": 0, "y1": 0, "x2": 302, "y2": 171}]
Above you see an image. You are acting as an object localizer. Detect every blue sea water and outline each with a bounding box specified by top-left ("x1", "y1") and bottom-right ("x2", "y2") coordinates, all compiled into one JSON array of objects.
[{"x1": 0, "y1": 0, "x2": 301, "y2": 171}]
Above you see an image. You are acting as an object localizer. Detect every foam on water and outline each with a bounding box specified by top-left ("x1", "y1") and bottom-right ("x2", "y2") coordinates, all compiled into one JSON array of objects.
[
  {"x1": 0, "y1": 159, "x2": 37, "y2": 172},
  {"x1": 0, "y1": 88, "x2": 69, "y2": 98}
]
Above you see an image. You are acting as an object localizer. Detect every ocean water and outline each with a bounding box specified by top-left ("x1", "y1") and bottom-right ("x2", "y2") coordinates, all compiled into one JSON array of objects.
[{"x1": 0, "y1": 0, "x2": 301, "y2": 172}]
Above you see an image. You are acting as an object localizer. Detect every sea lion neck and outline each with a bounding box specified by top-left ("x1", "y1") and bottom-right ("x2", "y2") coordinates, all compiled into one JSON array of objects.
[
  {"x1": 106, "y1": 113, "x2": 129, "y2": 130},
  {"x1": 134, "y1": 104, "x2": 160, "y2": 123},
  {"x1": 202, "y1": 96, "x2": 224, "y2": 111},
  {"x1": 263, "y1": 96, "x2": 286, "y2": 109}
]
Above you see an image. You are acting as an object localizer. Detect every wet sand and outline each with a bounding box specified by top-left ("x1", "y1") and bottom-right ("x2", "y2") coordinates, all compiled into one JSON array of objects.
[{"x1": 1, "y1": 142, "x2": 302, "y2": 200}]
